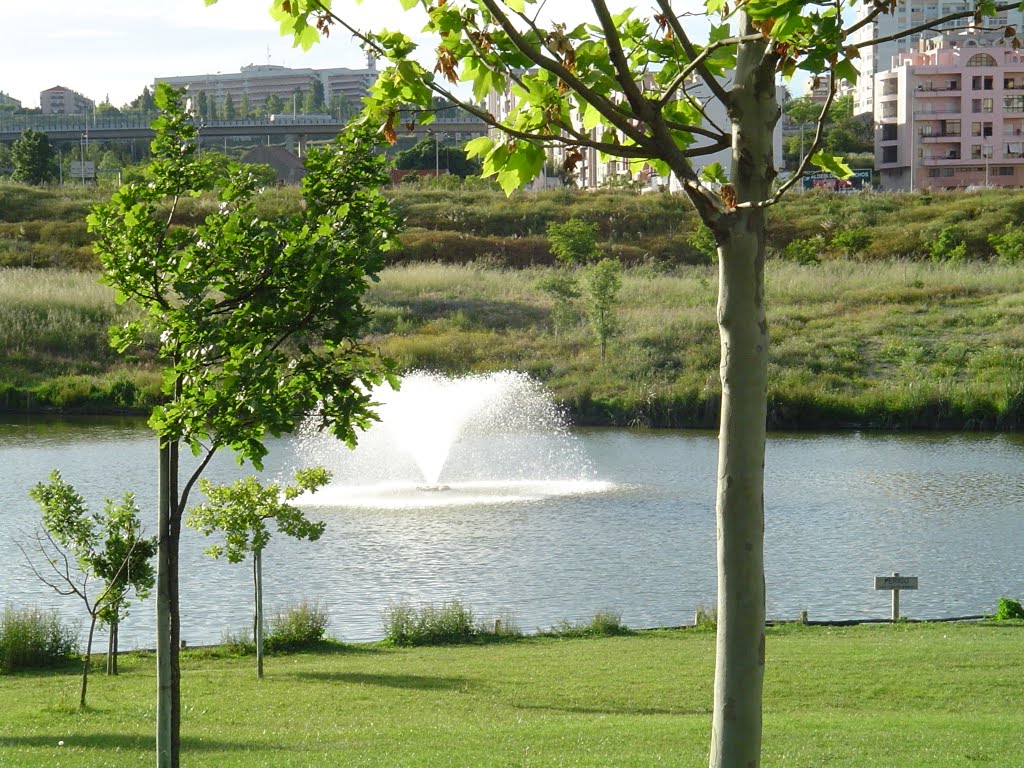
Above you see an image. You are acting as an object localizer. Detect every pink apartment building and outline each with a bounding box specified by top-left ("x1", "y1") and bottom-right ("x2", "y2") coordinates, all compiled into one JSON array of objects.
[{"x1": 875, "y1": 33, "x2": 1024, "y2": 190}]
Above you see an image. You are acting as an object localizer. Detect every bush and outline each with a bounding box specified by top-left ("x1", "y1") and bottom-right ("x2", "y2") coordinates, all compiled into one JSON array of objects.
[
  {"x1": 547, "y1": 610, "x2": 627, "y2": 638},
  {"x1": 265, "y1": 600, "x2": 329, "y2": 652},
  {"x1": 992, "y1": 597, "x2": 1024, "y2": 621},
  {"x1": 219, "y1": 627, "x2": 255, "y2": 655},
  {"x1": 383, "y1": 599, "x2": 477, "y2": 646},
  {"x1": 0, "y1": 605, "x2": 79, "y2": 673},
  {"x1": 988, "y1": 224, "x2": 1024, "y2": 265}
]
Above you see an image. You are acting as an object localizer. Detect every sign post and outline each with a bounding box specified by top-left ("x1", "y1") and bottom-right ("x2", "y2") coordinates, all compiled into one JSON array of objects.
[{"x1": 874, "y1": 572, "x2": 919, "y2": 621}]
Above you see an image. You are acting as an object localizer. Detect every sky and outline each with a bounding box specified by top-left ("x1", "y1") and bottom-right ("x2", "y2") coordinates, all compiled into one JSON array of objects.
[{"x1": 0, "y1": 0, "x2": 710, "y2": 109}]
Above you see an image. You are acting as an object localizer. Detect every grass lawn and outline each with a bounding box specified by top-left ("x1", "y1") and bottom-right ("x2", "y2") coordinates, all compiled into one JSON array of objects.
[{"x1": 1, "y1": 622, "x2": 1021, "y2": 767}]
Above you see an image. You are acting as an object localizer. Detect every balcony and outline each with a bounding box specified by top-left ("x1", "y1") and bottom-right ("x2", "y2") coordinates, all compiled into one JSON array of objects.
[{"x1": 919, "y1": 132, "x2": 962, "y2": 139}]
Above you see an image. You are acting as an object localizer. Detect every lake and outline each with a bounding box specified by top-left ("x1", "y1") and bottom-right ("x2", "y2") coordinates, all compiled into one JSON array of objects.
[{"x1": 1, "y1": 416, "x2": 1022, "y2": 649}]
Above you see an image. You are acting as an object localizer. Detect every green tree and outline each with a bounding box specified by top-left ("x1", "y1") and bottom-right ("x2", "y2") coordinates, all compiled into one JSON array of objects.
[
  {"x1": 265, "y1": 93, "x2": 285, "y2": 115},
  {"x1": 11, "y1": 128, "x2": 56, "y2": 185},
  {"x1": 240, "y1": 92, "x2": 252, "y2": 118},
  {"x1": 393, "y1": 136, "x2": 481, "y2": 177},
  {"x1": 87, "y1": 83, "x2": 399, "y2": 768},
  {"x1": 25, "y1": 470, "x2": 155, "y2": 706},
  {"x1": 581, "y1": 257, "x2": 622, "y2": 361},
  {"x1": 224, "y1": 93, "x2": 237, "y2": 120},
  {"x1": 312, "y1": 78, "x2": 326, "y2": 110},
  {"x1": 535, "y1": 271, "x2": 580, "y2": 336},
  {"x1": 302, "y1": 88, "x2": 318, "y2": 113},
  {"x1": 237, "y1": 2, "x2": 1018, "y2": 764},
  {"x1": 546, "y1": 218, "x2": 601, "y2": 265},
  {"x1": 188, "y1": 469, "x2": 329, "y2": 679}
]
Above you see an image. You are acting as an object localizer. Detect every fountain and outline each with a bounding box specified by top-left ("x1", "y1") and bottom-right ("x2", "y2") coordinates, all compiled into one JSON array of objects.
[{"x1": 293, "y1": 371, "x2": 612, "y2": 508}]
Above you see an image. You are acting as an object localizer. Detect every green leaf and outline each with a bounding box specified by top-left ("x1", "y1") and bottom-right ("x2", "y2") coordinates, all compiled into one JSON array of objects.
[
  {"x1": 464, "y1": 136, "x2": 495, "y2": 160},
  {"x1": 834, "y1": 58, "x2": 859, "y2": 86},
  {"x1": 506, "y1": 0, "x2": 526, "y2": 11},
  {"x1": 810, "y1": 151, "x2": 853, "y2": 179},
  {"x1": 400, "y1": 0, "x2": 419, "y2": 8},
  {"x1": 700, "y1": 162, "x2": 728, "y2": 185}
]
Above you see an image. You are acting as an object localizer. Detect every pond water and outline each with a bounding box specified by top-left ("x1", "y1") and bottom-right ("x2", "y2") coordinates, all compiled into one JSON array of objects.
[{"x1": 1, "y1": 416, "x2": 1022, "y2": 649}]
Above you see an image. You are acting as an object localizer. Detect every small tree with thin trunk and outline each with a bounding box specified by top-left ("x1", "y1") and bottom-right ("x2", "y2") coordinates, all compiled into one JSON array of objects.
[
  {"x1": 24, "y1": 470, "x2": 155, "y2": 706},
  {"x1": 88, "y1": 83, "x2": 399, "y2": 768},
  {"x1": 581, "y1": 257, "x2": 622, "y2": 362},
  {"x1": 187, "y1": 468, "x2": 330, "y2": 679}
]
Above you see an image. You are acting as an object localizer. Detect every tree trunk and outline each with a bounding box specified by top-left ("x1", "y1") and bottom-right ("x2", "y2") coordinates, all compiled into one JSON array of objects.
[
  {"x1": 80, "y1": 614, "x2": 97, "y2": 709},
  {"x1": 107, "y1": 618, "x2": 118, "y2": 675},
  {"x1": 255, "y1": 549, "x2": 264, "y2": 680},
  {"x1": 156, "y1": 440, "x2": 173, "y2": 768},
  {"x1": 168, "y1": 439, "x2": 182, "y2": 765},
  {"x1": 708, "y1": 18, "x2": 775, "y2": 768}
]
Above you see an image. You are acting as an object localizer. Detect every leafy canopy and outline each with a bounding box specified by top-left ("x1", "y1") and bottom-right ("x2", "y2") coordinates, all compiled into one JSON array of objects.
[{"x1": 88, "y1": 83, "x2": 400, "y2": 468}]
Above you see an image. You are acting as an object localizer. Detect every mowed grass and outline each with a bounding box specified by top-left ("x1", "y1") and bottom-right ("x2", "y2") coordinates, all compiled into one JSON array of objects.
[{"x1": 0, "y1": 623, "x2": 1020, "y2": 767}]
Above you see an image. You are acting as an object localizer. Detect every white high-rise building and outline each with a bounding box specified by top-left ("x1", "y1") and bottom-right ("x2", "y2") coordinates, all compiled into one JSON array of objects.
[{"x1": 852, "y1": 0, "x2": 1023, "y2": 116}]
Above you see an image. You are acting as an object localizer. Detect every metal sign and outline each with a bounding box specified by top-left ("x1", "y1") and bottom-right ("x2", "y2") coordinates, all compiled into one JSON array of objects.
[
  {"x1": 874, "y1": 575, "x2": 919, "y2": 590},
  {"x1": 802, "y1": 168, "x2": 872, "y2": 192},
  {"x1": 69, "y1": 160, "x2": 96, "y2": 180}
]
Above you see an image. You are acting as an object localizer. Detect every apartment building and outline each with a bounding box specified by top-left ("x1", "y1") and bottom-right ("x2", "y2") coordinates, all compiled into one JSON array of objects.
[
  {"x1": 156, "y1": 57, "x2": 377, "y2": 113},
  {"x1": 875, "y1": 33, "x2": 1024, "y2": 190},
  {"x1": 852, "y1": 0, "x2": 1023, "y2": 117},
  {"x1": 0, "y1": 91, "x2": 21, "y2": 108},
  {"x1": 486, "y1": 74, "x2": 783, "y2": 191},
  {"x1": 39, "y1": 85, "x2": 95, "y2": 115}
]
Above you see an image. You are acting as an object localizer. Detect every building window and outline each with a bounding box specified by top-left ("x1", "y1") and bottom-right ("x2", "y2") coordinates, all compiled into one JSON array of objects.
[
  {"x1": 942, "y1": 120, "x2": 961, "y2": 136},
  {"x1": 971, "y1": 144, "x2": 983, "y2": 159},
  {"x1": 972, "y1": 122, "x2": 982, "y2": 136},
  {"x1": 971, "y1": 75, "x2": 994, "y2": 90},
  {"x1": 1006, "y1": 96, "x2": 1024, "y2": 113},
  {"x1": 942, "y1": 168, "x2": 955, "y2": 177},
  {"x1": 998, "y1": 166, "x2": 1015, "y2": 176},
  {"x1": 967, "y1": 53, "x2": 998, "y2": 67},
  {"x1": 882, "y1": 124, "x2": 898, "y2": 141},
  {"x1": 929, "y1": 168, "x2": 942, "y2": 177},
  {"x1": 882, "y1": 146, "x2": 898, "y2": 163}
]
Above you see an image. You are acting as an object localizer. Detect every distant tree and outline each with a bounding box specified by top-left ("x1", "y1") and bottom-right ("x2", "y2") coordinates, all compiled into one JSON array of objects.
[
  {"x1": 581, "y1": 258, "x2": 623, "y2": 361},
  {"x1": 187, "y1": 469, "x2": 329, "y2": 679},
  {"x1": 240, "y1": 93, "x2": 251, "y2": 118},
  {"x1": 224, "y1": 94, "x2": 237, "y2": 120},
  {"x1": 393, "y1": 136, "x2": 481, "y2": 177},
  {"x1": 129, "y1": 86, "x2": 157, "y2": 113},
  {"x1": 11, "y1": 128, "x2": 56, "y2": 185},
  {"x1": 265, "y1": 94, "x2": 285, "y2": 115},
  {"x1": 195, "y1": 91, "x2": 209, "y2": 121},
  {"x1": 536, "y1": 271, "x2": 581, "y2": 336},
  {"x1": 302, "y1": 89, "x2": 318, "y2": 114},
  {"x1": 547, "y1": 218, "x2": 602, "y2": 265},
  {"x1": 96, "y1": 100, "x2": 121, "y2": 119},
  {"x1": 24, "y1": 470, "x2": 155, "y2": 705},
  {"x1": 312, "y1": 79, "x2": 325, "y2": 110},
  {"x1": 0, "y1": 144, "x2": 12, "y2": 173}
]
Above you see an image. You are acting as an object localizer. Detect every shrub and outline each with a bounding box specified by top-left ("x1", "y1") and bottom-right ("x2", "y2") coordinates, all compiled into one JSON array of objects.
[
  {"x1": 0, "y1": 605, "x2": 79, "y2": 673},
  {"x1": 547, "y1": 610, "x2": 627, "y2": 638},
  {"x1": 929, "y1": 225, "x2": 968, "y2": 264},
  {"x1": 547, "y1": 218, "x2": 602, "y2": 265},
  {"x1": 220, "y1": 627, "x2": 256, "y2": 655},
  {"x1": 383, "y1": 599, "x2": 476, "y2": 646},
  {"x1": 265, "y1": 600, "x2": 329, "y2": 652},
  {"x1": 831, "y1": 227, "x2": 871, "y2": 259},
  {"x1": 988, "y1": 224, "x2": 1024, "y2": 265},
  {"x1": 780, "y1": 236, "x2": 824, "y2": 265},
  {"x1": 992, "y1": 597, "x2": 1024, "y2": 621}
]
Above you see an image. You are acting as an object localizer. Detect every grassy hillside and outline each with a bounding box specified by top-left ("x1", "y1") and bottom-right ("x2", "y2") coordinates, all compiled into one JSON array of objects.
[
  {"x1": 1, "y1": 622, "x2": 1021, "y2": 767},
  {"x1": 4, "y1": 261, "x2": 1024, "y2": 429},
  {"x1": 4, "y1": 179, "x2": 1024, "y2": 426}
]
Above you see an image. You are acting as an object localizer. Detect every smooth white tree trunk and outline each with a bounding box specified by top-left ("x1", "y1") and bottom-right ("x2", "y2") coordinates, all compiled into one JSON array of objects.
[{"x1": 708, "y1": 16, "x2": 774, "y2": 768}]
